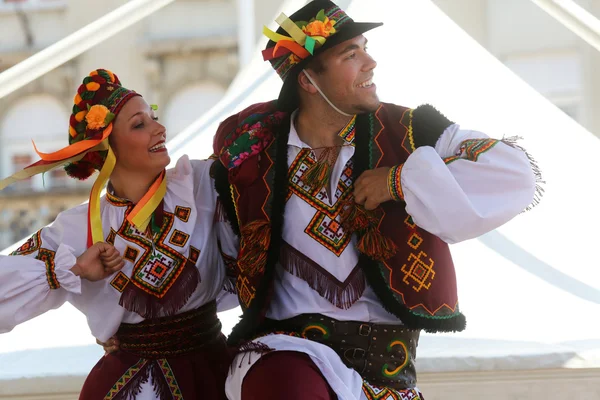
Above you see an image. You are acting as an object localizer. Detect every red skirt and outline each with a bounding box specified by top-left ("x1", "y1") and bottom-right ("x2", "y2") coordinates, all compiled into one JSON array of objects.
[{"x1": 79, "y1": 302, "x2": 232, "y2": 400}]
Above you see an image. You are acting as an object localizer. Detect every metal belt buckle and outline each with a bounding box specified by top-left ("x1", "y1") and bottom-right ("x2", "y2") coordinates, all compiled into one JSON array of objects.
[
  {"x1": 358, "y1": 323, "x2": 372, "y2": 336},
  {"x1": 344, "y1": 347, "x2": 366, "y2": 360}
]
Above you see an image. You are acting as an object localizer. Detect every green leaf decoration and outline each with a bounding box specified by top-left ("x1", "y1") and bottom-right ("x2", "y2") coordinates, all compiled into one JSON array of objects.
[
  {"x1": 316, "y1": 9, "x2": 326, "y2": 22},
  {"x1": 104, "y1": 112, "x2": 116, "y2": 125},
  {"x1": 295, "y1": 20, "x2": 309, "y2": 29},
  {"x1": 98, "y1": 70, "x2": 112, "y2": 82},
  {"x1": 76, "y1": 121, "x2": 87, "y2": 134},
  {"x1": 72, "y1": 104, "x2": 80, "y2": 114},
  {"x1": 150, "y1": 104, "x2": 159, "y2": 111},
  {"x1": 81, "y1": 91, "x2": 95, "y2": 100}
]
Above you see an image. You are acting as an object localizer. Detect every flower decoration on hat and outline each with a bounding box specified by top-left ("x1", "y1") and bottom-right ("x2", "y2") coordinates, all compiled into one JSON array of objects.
[
  {"x1": 262, "y1": 9, "x2": 341, "y2": 63},
  {"x1": 85, "y1": 105, "x2": 115, "y2": 131}
]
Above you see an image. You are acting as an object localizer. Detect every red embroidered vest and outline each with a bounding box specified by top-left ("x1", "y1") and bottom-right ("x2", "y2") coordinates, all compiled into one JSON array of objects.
[{"x1": 212, "y1": 100, "x2": 466, "y2": 344}]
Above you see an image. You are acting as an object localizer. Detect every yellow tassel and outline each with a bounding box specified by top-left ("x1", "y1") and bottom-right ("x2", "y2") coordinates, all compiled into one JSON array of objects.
[
  {"x1": 303, "y1": 162, "x2": 330, "y2": 189},
  {"x1": 357, "y1": 227, "x2": 398, "y2": 261},
  {"x1": 238, "y1": 220, "x2": 271, "y2": 276}
]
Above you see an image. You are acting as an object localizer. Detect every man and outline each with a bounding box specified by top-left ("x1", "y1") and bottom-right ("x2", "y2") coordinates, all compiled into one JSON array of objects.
[{"x1": 221, "y1": 1, "x2": 539, "y2": 399}]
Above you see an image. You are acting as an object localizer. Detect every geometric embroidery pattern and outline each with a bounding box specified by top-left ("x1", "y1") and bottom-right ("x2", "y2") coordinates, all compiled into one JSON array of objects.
[
  {"x1": 110, "y1": 271, "x2": 130, "y2": 293},
  {"x1": 104, "y1": 359, "x2": 149, "y2": 399},
  {"x1": 106, "y1": 228, "x2": 117, "y2": 245},
  {"x1": 288, "y1": 149, "x2": 354, "y2": 256},
  {"x1": 124, "y1": 246, "x2": 139, "y2": 263},
  {"x1": 362, "y1": 383, "x2": 422, "y2": 400},
  {"x1": 10, "y1": 231, "x2": 41, "y2": 256},
  {"x1": 174, "y1": 206, "x2": 191, "y2": 223},
  {"x1": 402, "y1": 214, "x2": 435, "y2": 292},
  {"x1": 407, "y1": 233, "x2": 423, "y2": 250},
  {"x1": 305, "y1": 212, "x2": 350, "y2": 256},
  {"x1": 169, "y1": 230, "x2": 189, "y2": 248},
  {"x1": 189, "y1": 246, "x2": 200, "y2": 263},
  {"x1": 118, "y1": 211, "x2": 188, "y2": 299},
  {"x1": 157, "y1": 359, "x2": 183, "y2": 399},
  {"x1": 401, "y1": 251, "x2": 435, "y2": 292},
  {"x1": 38, "y1": 248, "x2": 59, "y2": 290},
  {"x1": 444, "y1": 138, "x2": 499, "y2": 165},
  {"x1": 235, "y1": 275, "x2": 255, "y2": 308}
]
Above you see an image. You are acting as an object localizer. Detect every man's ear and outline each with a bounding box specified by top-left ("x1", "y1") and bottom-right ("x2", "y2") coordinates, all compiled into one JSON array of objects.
[{"x1": 297, "y1": 70, "x2": 318, "y2": 95}]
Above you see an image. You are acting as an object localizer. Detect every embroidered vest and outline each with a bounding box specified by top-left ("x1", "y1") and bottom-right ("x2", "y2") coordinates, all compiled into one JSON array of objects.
[{"x1": 212, "y1": 100, "x2": 466, "y2": 344}]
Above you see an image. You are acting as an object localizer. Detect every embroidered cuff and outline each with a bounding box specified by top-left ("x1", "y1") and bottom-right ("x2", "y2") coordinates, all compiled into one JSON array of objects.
[
  {"x1": 387, "y1": 164, "x2": 404, "y2": 202},
  {"x1": 54, "y1": 244, "x2": 82, "y2": 294}
]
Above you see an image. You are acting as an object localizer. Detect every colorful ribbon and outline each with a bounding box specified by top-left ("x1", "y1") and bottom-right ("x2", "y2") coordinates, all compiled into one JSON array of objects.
[
  {"x1": 126, "y1": 170, "x2": 167, "y2": 234},
  {"x1": 262, "y1": 13, "x2": 329, "y2": 61}
]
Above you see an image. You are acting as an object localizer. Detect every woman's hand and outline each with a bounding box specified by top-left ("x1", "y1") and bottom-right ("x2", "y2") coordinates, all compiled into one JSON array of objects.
[
  {"x1": 97, "y1": 336, "x2": 120, "y2": 355},
  {"x1": 70, "y1": 242, "x2": 124, "y2": 281}
]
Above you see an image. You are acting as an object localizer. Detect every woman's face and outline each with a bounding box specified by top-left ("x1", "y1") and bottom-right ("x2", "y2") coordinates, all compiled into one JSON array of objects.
[{"x1": 110, "y1": 96, "x2": 170, "y2": 177}]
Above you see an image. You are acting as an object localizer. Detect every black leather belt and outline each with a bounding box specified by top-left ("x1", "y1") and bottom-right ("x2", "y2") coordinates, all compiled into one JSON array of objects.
[{"x1": 263, "y1": 314, "x2": 419, "y2": 390}]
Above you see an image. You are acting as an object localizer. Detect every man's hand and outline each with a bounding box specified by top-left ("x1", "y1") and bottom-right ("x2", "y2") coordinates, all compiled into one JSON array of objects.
[
  {"x1": 354, "y1": 167, "x2": 392, "y2": 210},
  {"x1": 97, "y1": 336, "x2": 120, "y2": 355},
  {"x1": 70, "y1": 242, "x2": 124, "y2": 282}
]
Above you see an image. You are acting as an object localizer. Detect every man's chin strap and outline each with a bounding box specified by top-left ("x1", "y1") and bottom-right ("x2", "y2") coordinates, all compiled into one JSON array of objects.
[{"x1": 302, "y1": 70, "x2": 354, "y2": 117}]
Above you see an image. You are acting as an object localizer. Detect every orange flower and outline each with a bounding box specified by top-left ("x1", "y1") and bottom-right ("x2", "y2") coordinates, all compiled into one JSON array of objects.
[
  {"x1": 85, "y1": 104, "x2": 111, "y2": 130},
  {"x1": 289, "y1": 54, "x2": 301, "y2": 65},
  {"x1": 303, "y1": 17, "x2": 336, "y2": 38}
]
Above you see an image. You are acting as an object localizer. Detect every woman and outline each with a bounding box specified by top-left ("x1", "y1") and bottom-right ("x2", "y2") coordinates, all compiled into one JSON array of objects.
[{"x1": 0, "y1": 69, "x2": 237, "y2": 399}]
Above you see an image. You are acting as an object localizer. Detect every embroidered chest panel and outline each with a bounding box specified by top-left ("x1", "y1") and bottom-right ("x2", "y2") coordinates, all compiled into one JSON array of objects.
[
  {"x1": 106, "y1": 200, "x2": 200, "y2": 300},
  {"x1": 286, "y1": 148, "x2": 354, "y2": 256}
]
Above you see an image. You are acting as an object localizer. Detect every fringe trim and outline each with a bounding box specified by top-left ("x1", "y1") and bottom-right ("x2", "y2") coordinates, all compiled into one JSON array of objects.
[
  {"x1": 230, "y1": 341, "x2": 274, "y2": 372},
  {"x1": 113, "y1": 361, "x2": 151, "y2": 400},
  {"x1": 223, "y1": 277, "x2": 238, "y2": 294},
  {"x1": 279, "y1": 241, "x2": 365, "y2": 309},
  {"x1": 119, "y1": 260, "x2": 200, "y2": 319},
  {"x1": 148, "y1": 361, "x2": 177, "y2": 400},
  {"x1": 501, "y1": 135, "x2": 545, "y2": 210}
]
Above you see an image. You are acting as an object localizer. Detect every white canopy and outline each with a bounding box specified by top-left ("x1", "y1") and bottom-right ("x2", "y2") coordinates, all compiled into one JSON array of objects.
[{"x1": 1, "y1": 0, "x2": 598, "y2": 382}]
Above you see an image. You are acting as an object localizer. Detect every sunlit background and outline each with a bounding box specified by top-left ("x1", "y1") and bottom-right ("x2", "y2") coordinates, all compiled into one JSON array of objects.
[{"x1": 0, "y1": 0, "x2": 599, "y2": 399}]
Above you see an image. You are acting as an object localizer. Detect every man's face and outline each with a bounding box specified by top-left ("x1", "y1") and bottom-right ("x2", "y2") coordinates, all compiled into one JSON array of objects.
[{"x1": 306, "y1": 35, "x2": 379, "y2": 114}]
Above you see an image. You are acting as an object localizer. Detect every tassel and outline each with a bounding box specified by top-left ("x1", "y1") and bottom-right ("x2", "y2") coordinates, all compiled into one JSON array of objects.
[
  {"x1": 357, "y1": 226, "x2": 398, "y2": 261},
  {"x1": 238, "y1": 220, "x2": 271, "y2": 276},
  {"x1": 303, "y1": 161, "x2": 331, "y2": 189},
  {"x1": 340, "y1": 200, "x2": 370, "y2": 232}
]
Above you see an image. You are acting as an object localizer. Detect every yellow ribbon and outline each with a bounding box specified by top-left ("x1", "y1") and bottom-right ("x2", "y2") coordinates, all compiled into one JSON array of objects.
[
  {"x1": 275, "y1": 13, "x2": 307, "y2": 45},
  {"x1": 126, "y1": 171, "x2": 167, "y2": 233},
  {"x1": 262, "y1": 26, "x2": 291, "y2": 43},
  {"x1": 88, "y1": 142, "x2": 116, "y2": 244}
]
